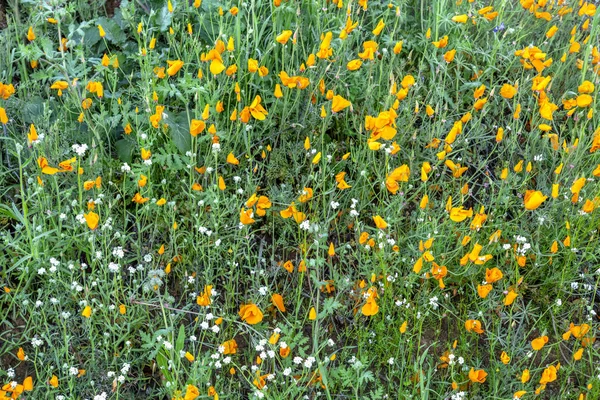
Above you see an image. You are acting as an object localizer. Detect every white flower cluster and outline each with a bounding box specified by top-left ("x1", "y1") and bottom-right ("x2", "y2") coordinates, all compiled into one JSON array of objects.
[{"x1": 72, "y1": 143, "x2": 88, "y2": 156}]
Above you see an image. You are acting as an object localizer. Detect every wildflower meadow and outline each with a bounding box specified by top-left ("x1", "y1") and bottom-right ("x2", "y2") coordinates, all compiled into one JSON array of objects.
[{"x1": 0, "y1": 0, "x2": 599, "y2": 398}]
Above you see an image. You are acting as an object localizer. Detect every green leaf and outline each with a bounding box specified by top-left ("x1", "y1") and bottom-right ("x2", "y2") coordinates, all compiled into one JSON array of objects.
[
  {"x1": 175, "y1": 325, "x2": 185, "y2": 353},
  {"x1": 20, "y1": 96, "x2": 46, "y2": 124},
  {"x1": 96, "y1": 17, "x2": 128, "y2": 44},
  {"x1": 321, "y1": 297, "x2": 342, "y2": 317},
  {"x1": 0, "y1": 203, "x2": 23, "y2": 223},
  {"x1": 115, "y1": 138, "x2": 135, "y2": 163},
  {"x1": 155, "y1": 6, "x2": 173, "y2": 33},
  {"x1": 156, "y1": 350, "x2": 173, "y2": 383},
  {"x1": 83, "y1": 25, "x2": 102, "y2": 48},
  {"x1": 168, "y1": 112, "x2": 191, "y2": 154}
]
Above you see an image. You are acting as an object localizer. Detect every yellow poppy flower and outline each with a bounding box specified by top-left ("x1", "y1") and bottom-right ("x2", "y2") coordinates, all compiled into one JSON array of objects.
[
  {"x1": 239, "y1": 303, "x2": 263, "y2": 324},
  {"x1": 276, "y1": 30, "x2": 293, "y2": 44},
  {"x1": 451, "y1": 14, "x2": 468, "y2": 23},
  {"x1": 372, "y1": 19, "x2": 385, "y2": 35},
  {"x1": 271, "y1": 294, "x2": 286, "y2": 312},
  {"x1": 331, "y1": 95, "x2": 351, "y2": 113},
  {"x1": 82, "y1": 306, "x2": 92, "y2": 318},
  {"x1": 49, "y1": 375, "x2": 59, "y2": 388},
  {"x1": 531, "y1": 335, "x2": 549, "y2": 351},
  {"x1": 166, "y1": 60, "x2": 184, "y2": 76},
  {"x1": 524, "y1": 190, "x2": 547, "y2": 210},
  {"x1": 468, "y1": 368, "x2": 487, "y2": 383},
  {"x1": 373, "y1": 215, "x2": 388, "y2": 229}
]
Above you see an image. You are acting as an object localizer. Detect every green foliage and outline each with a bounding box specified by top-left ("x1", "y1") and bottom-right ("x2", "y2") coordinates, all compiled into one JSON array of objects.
[{"x1": 1, "y1": 0, "x2": 600, "y2": 399}]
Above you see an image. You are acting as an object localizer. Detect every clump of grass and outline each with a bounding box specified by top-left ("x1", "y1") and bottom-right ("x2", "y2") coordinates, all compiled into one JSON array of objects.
[{"x1": 0, "y1": 0, "x2": 599, "y2": 399}]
